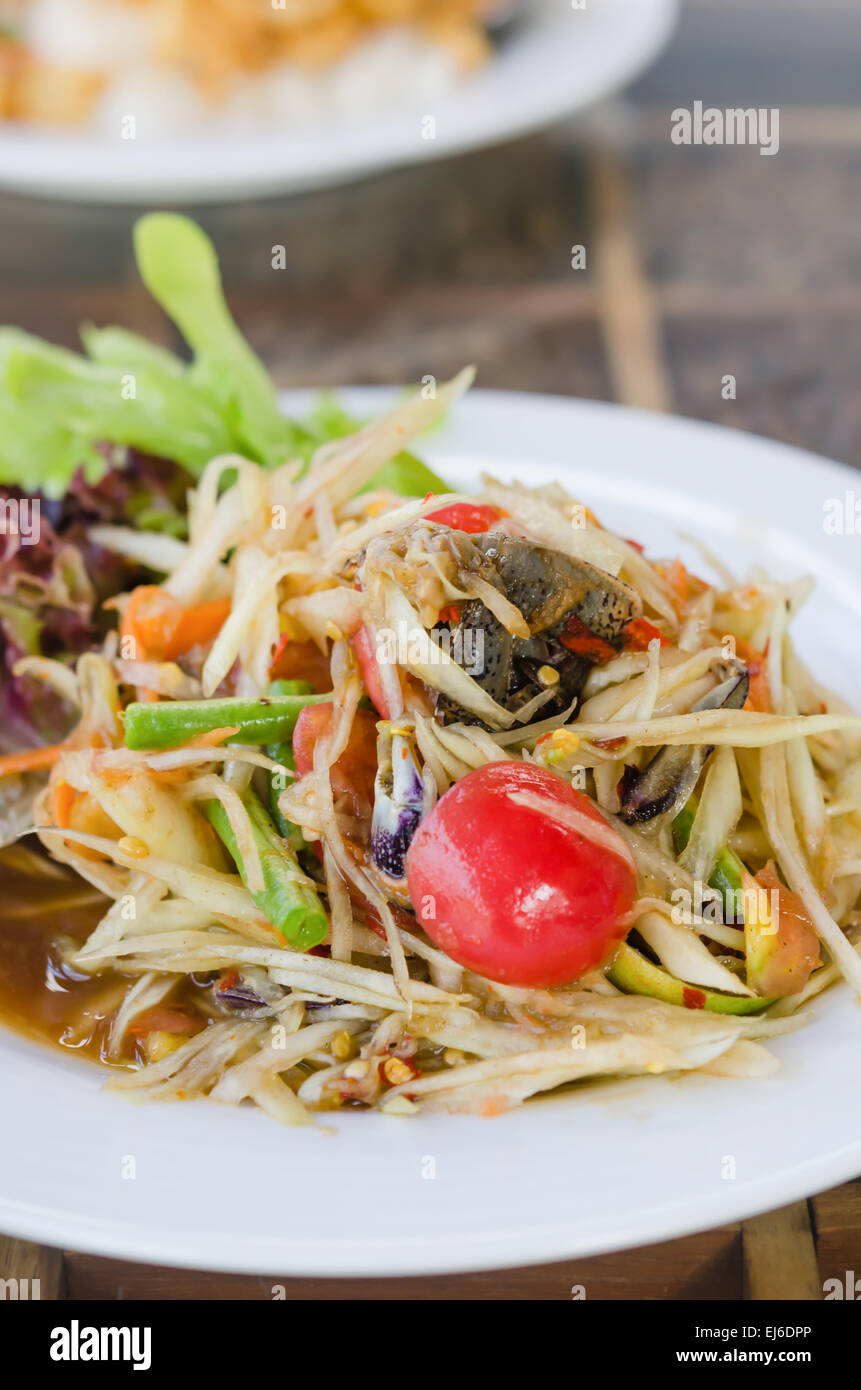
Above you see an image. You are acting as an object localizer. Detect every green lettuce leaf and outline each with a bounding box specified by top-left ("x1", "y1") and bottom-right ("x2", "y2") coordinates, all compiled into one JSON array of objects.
[
  {"x1": 133, "y1": 213, "x2": 311, "y2": 466},
  {"x1": 0, "y1": 216, "x2": 453, "y2": 499}
]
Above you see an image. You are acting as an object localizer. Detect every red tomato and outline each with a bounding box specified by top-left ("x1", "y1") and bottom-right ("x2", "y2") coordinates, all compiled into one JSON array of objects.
[
  {"x1": 350, "y1": 624, "x2": 391, "y2": 717},
  {"x1": 293, "y1": 703, "x2": 379, "y2": 826},
  {"x1": 426, "y1": 502, "x2": 503, "y2": 534},
  {"x1": 269, "y1": 637, "x2": 332, "y2": 693},
  {"x1": 128, "y1": 1005, "x2": 204, "y2": 1037},
  {"x1": 406, "y1": 762, "x2": 636, "y2": 987}
]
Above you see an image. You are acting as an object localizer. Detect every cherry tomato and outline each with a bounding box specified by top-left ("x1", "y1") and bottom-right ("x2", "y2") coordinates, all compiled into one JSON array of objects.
[
  {"x1": 426, "y1": 502, "x2": 503, "y2": 534},
  {"x1": 406, "y1": 761, "x2": 636, "y2": 987},
  {"x1": 293, "y1": 703, "x2": 379, "y2": 826}
]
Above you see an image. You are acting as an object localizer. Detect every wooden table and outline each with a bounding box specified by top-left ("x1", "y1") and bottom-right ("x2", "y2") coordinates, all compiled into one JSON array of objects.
[{"x1": 1, "y1": 0, "x2": 860, "y2": 1298}]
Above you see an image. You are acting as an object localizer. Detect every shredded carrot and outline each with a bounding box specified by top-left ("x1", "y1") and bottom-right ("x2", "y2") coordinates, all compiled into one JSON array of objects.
[
  {"x1": 0, "y1": 742, "x2": 68, "y2": 778},
  {"x1": 168, "y1": 599, "x2": 232, "y2": 659},
  {"x1": 121, "y1": 585, "x2": 230, "y2": 664},
  {"x1": 186, "y1": 725, "x2": 241, "y2": 749},
  {"x1": 50, "y1": 779, "x2": 76, "y2": 827},
  {"x1": 657, "y1": 559, "x2": 708, "y2": 615},
  {"x1": 735, "y1": 637, "x2": 772, "y2": 713}
]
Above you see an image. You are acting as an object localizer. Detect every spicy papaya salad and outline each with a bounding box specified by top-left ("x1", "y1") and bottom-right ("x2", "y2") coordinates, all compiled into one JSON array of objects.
[{"x1": 2, "y1": 218, "x2": 861, "y2": 1125}]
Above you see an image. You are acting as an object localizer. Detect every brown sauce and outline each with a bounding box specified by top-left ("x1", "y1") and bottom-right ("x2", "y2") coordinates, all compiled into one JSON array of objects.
[
  {"x1": 0, "y1": 852, "x2": 207, "y2": 1066},
  {"x1": 0, "y1": 856, "x2": 114, "y2": 1058}
]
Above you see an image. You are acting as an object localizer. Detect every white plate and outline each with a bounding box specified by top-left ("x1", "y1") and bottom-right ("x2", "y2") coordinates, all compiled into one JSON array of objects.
[
  {"x1": 1, "y1": 388, "x2": 860, "y2": 1277},
  {"x1": 0, "y1": 0, "x2": 678, "y2": 204}
]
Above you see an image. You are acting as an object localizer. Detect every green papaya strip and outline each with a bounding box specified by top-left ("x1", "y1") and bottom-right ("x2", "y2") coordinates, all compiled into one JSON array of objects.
[
  {"x1": 608, "y1": 942, "x2": 774, "y2": 1015},
  {"x1": 672, "y1": 795, "x2": 747, "y2": 922}
]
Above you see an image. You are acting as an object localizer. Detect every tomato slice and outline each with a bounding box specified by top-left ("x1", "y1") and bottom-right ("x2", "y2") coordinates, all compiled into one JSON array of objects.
[
  {"x1": 350, "y1": 624, "x2": 391, "y2": 717},
  {"x1": 128, "y1": 1005, "x2": 204, "y2": 1037},
  {"x1": 426, "y1": 502, "x2": 504, "y2": 534},
  {"x1": 406, "y1": 762, "x2": 636, "y2": 987},
  {"x1": 269, "y1": 637, "x2": 332, "y2": 693},
  {"x1": 293, "y1": 703, "x2": 379, "y2": 827}
]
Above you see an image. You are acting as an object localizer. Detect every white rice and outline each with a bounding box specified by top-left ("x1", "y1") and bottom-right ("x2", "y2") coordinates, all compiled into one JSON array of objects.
[
  {"x1": 24, "y1": 0, "x2": 147, "y2": 69},
  {"x1": 21, "y1": 1, "x2": 465, "y2": 142}
]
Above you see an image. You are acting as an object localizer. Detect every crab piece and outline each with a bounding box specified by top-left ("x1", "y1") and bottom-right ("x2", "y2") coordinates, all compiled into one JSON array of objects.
[
  {"x1": 472, "y1": 534, "x2": 641, "y2": 640},
  {"x1": 370, "y1": 724, "x2": 430, "y2": 880},
  {"x1": 437, "y1": 535, "x2": 641, "y2": 725},
  {"x1": 619, "y1": 665, "x2": 750, "y2": 825}
]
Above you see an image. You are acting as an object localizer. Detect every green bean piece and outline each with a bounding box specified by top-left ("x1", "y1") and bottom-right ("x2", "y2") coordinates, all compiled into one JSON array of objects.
[
  {"x1": 123, "y1": 690, "x2": 331, "y2": 750},
  {"x1": 205, "y1": 787, "x2": 327, "y2": 951}
]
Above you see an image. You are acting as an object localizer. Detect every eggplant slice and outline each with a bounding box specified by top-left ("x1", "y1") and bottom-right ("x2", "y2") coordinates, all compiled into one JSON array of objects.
[
  {"x1": 618, "y1": 665, "x2": 750, "y2": 825},
  {"x1": 436, "y1": 534, "x2": 641, "y2": 726}
]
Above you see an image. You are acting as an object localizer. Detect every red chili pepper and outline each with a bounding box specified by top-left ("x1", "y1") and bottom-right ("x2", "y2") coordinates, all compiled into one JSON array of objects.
[
  {"x1": 622, "y1": 617, "x2": 668, "y2": 652},
  {"x1": 426, "y1": 503, "x2": 504, "y2": 534},
  {"x1": 682, "y1": 986, "x2": 707, "y2": 1010},
  {"x1": 624, "y1": 539, "x2": 645, "y2": 555},
  {"x1": 438, "y1": 604, "x2": 462, "y2": 625},
  {"x1": 558, "y1": 614, "x2": 618, "y2": 663},
  {"x1": 593, "y1": 735, "x2": 627, "y2": 752},
  {"x1": 269, "y1": 632, "x2": 290, "y2": 675}
]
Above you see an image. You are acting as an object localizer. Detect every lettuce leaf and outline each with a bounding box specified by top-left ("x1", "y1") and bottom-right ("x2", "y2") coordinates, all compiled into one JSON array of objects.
[
  {"x1": 133, "y1": 213, "x2": 312, "y2": 466},
  {"x1": 0, "y1": 216, "x2": 450, "y2": 499}
]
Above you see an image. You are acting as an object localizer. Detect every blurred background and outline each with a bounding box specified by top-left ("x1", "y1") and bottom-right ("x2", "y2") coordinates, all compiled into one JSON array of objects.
[{"x1": 1, "y1": 0, "x2": 860, "y2": 1300}]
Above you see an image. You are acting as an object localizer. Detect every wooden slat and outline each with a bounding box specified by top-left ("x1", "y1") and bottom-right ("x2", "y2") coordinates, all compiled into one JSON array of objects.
[
  {"x1": 587, "y1": 148, "x2": 672, "y2": 413},
  {"x1": 742, "y1": 1203, "x2": 821, "y2": 1301},
  {"x1": 64, "y1": 1221, "x2": 742, "y2": 1301},
  {"x1": 0, "y1": 1237, "x2": 64, "y2": 1300},
  {"x1": 811, "y1": 1179, "x2": 861, "y2": 1296}
]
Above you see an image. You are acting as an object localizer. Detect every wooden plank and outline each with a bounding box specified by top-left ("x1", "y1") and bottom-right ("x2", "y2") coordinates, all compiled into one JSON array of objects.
[
  {"x1": 811, "y1": 1179, "x2": 861, "y2": 1297},
  {"x1": 587, "y1": 149, "x2": 672, "y2": 413},
  {"x1": 65, "y1": 1222, "x2": 741, "y2": 1301},
  {"x1": 742, "y1": 1203, "x2": 821, "y2": 1301},
  {"x1": 0, "y1": 1237, "x2": 64, "y2": 1300}
]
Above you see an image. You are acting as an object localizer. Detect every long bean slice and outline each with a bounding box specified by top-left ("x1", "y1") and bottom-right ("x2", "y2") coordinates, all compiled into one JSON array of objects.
[
  {"x1": 266, "y1": 678, "x2": 313, "y2": 850},
  {"x1": 123, "y1": 690, "x2": 331, "y2": 750},
  {"x1": 206, "y1": 788, "x2": 327, "y2": 950}
]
